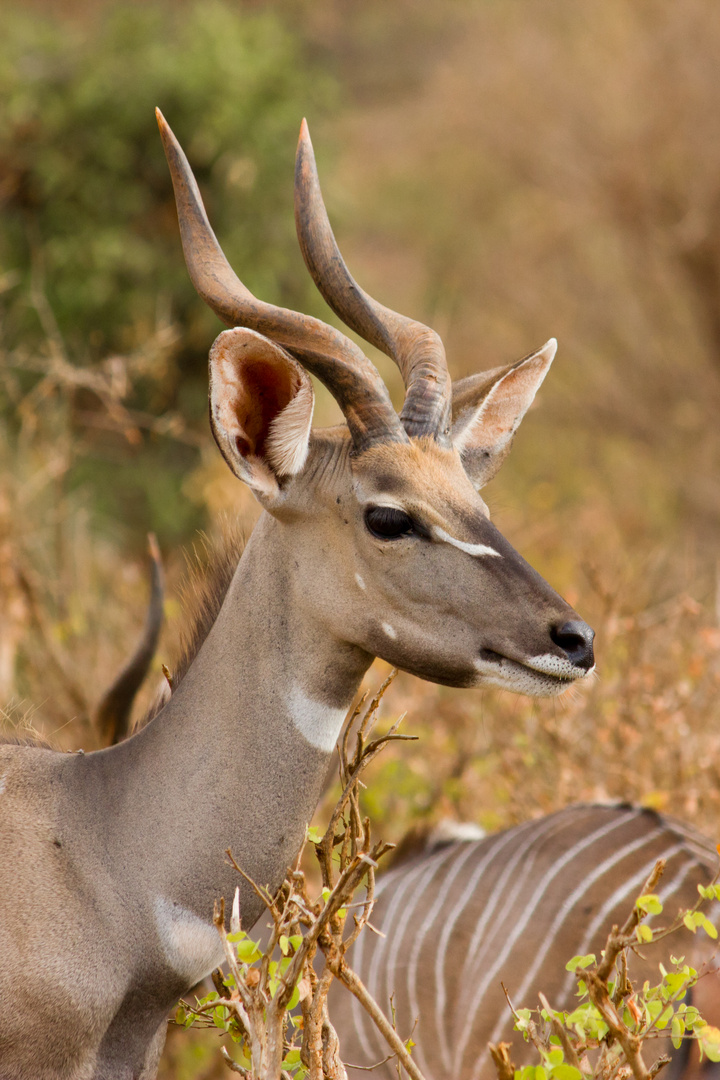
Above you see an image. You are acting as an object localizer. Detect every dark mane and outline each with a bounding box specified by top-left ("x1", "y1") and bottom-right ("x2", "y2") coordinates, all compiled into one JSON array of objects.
[
  {"x1": 174, "y1": 521, "x2": 247, "y2": 686},
  {"x1": 0, "y1": 733, "x2": 54, "y2": 748},
  {"x1": 142, "y1": 519, "x2": 247, "y2": 724}
]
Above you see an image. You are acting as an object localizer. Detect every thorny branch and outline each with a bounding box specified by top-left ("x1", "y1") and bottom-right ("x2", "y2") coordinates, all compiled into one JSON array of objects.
[
  {"x1": 491, "y1": 857, "x2": 720, "y2": 1080},
  {"x1": 178, "y1": 671, "x2": 428, "y2": 1080}
]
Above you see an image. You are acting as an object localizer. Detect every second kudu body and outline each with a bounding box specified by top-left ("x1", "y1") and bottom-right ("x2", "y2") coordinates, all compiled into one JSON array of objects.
[
  {"x1": 0, "y1": 113, "x2": 594, "y2": 1079},
  {"x1": 331, "y1": 804, "x2": 720, "y2": 1080}
]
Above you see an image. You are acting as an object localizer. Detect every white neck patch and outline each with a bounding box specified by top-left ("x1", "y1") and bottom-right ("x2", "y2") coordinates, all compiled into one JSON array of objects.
[
  {"x1": 288, "y1": 685, "x2": 347, "y2": 753},
  {"x1": 433, "y1": 526, "x2": 500, "y2": 559},
  {"x1": 155, "y1": 897, "x2": 224, "y2": 984}
]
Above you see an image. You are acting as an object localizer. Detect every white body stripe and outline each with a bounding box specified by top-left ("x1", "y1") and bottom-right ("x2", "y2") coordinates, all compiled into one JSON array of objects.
[
  {"x1": 332, "y1": 805, "x2": 720, "y2": 1080},
  {"x1": 434, "y1": 821, "x2": 539, "y2": 1069},
  {"x1": 457, "y1": 809, "x2": 639, "y2": 1074}
]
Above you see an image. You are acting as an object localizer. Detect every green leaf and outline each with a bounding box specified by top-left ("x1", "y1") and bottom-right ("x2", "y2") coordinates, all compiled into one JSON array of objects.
[
  {"x1": 514, "y1": 1009, "x2": 532, "y2": 1032},
  {"x1": 279, "y1": 935, "x2": 290, "y2": 954},
  {"x1": 671, "y1": 1015, "x2": 685, "y2": 1048},
  {"x1": 701, "y1": 1028, "x2": 720, "y2": 1063},
  {"x1": 656, "y1": 1005, "x2": 674, "y2": 1030},
  {"x1": 565, "y1": 954, "x2": 596, "y2": 972},
  {"x1": 213, "y1": 1005, "x2": 229, "y2": 1030},
  {"x1": 236, "y1": 939, "x2": 261, "y2": 963},
  {"x1": 551, "y1": 1066, "x2": 582, "y2": 1080},
  {"x1": 702, "y1": 917, "x2": 718, "y2": 939},
  {"x1": 636, "y1": 894, "x2": 663, "y2": 915},
  {"x1": 636, "y1": 924, "x2": 654, "y2": 943},
  {"x1": 647, "y1": 1000, "x2": 663, "y2": 1022},
  {"x1": 306, "y1": 826, "x2": 323, "y2": 844}
]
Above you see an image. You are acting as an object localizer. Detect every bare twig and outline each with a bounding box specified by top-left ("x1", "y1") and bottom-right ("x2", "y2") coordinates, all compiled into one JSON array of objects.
[
  {"x1": 596, "y1": 860, "x2": 666, "y2": 982},
  {"x1": 538, "y1": 992, "x2": 583, "y2": 1073},
  {"x1": 488, "y1": 1041, "x2": 516, "y2": 1080}
]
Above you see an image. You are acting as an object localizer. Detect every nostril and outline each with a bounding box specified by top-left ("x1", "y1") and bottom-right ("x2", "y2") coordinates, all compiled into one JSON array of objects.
[{"x1": 550, "y1": 620, "x2": 595, "y2": 671}]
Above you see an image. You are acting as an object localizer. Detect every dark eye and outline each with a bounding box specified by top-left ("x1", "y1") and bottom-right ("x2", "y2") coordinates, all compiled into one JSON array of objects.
[{"x1": 365, "y1": 505, "x2": 415, "y2": 540}]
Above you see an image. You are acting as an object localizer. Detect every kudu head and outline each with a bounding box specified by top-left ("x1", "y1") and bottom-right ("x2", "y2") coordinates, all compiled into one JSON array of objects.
[{"x1": 158, "y1": 111, "x2": 594, "y2": 697}]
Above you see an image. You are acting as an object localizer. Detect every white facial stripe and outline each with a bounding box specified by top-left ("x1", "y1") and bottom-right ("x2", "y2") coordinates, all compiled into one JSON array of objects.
[
  {"x1": 355, "y1": 573, "x2": 366, "y2": 591},
  {"x1": 155, "y1": 897, "x2": 224, "y2": 983},
  {"x1": 433, "y1": 526, "x2": 500, "y2": 559},
  {"x1": 288, "y1": 685, "x2": 346, "y2": 753},
  {"x1": 381, "y1": 622, "x2": 397, "y2": 639}
]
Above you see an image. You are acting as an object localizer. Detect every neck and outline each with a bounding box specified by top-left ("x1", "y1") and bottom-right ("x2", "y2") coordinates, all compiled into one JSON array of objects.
[{"x1": 72, "y1": 514, "x2": 373, "y2": 929}]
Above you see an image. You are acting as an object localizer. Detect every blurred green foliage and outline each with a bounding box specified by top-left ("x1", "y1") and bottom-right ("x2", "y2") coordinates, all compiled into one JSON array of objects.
[
  {"x1": 0, "y1": 1, "x2": 336, "y2": 358},
  {"x1": 0, "y1": 2, "x2": 337, "y2": 545}
]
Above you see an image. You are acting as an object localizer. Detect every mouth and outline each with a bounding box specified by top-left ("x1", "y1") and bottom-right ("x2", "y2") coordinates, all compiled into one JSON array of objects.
[{"x1": 474, "y1": 649, "x2": 594, "y2": 698}]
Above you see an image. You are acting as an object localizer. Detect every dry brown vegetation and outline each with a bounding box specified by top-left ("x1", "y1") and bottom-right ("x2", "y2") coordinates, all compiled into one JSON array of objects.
[{"x1": 3, "y1": 0, "x2": 720, "y2": 1075}]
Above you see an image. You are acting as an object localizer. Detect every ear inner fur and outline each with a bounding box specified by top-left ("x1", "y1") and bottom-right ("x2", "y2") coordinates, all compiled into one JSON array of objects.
[
  {"x1": 208, "y1": 328, "x2": 314, "y2": 494},
  {"x1": 451, "y1": 340, "x2": 556, "y2": 488},
  {"x1": 265, "y1": 378, "x2": 314, "y2": 477}
]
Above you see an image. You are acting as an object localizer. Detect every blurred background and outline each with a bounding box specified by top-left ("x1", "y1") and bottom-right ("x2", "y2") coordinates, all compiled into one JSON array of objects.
[{"x1": 2, "y1": 0, "x2": 720, "y2": 1073}]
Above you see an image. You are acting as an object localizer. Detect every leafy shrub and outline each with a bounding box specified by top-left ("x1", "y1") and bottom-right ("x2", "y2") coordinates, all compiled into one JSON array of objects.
[{"x1": 0, "y1": 1, "x2": 336, "y2": 361}]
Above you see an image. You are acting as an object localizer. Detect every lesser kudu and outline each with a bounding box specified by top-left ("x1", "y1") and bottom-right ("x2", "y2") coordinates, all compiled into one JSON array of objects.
[
  {"x1": 330, "y1": 803, "x2": 720, "y2": 1080},
  {"x1": 0, "y1": 112, "x2": 594, "y2": 1079}
]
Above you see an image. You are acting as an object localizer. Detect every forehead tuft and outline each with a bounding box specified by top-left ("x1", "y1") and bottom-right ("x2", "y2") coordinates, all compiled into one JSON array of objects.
[{"x1": 352, "y1": 437, "x2": 479, "y2": 508}]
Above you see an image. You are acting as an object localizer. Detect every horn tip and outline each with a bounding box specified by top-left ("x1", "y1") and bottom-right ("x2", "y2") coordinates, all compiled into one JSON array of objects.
[
  {"x1": 147, "y1": 531, "x2": 161, "y2": 562},
  {"x1": 155, "y1": 108, "x2": 182, "y2": 165},
  {"x1": 297, "y1": 117, "x2": 313, "y2": 156}
]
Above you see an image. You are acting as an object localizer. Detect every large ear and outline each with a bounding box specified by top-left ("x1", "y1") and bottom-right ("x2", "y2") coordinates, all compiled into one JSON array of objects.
[
  {"x1": 451, "y1": 339, "x2": 556, "y2": 489},
  {"x1": 209, "y1": 328, "x2": 314, "y2": 504}
]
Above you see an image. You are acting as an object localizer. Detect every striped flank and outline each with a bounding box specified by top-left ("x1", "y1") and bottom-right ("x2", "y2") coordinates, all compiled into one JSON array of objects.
[{"x1": 329, "y1": 804, "x2": 720, "y2": 1080}]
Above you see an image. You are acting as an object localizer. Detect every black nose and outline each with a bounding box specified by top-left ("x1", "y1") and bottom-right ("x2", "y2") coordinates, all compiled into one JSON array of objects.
[{"x1": 551, "y1": 620, "x2": 595, "y2": 670}]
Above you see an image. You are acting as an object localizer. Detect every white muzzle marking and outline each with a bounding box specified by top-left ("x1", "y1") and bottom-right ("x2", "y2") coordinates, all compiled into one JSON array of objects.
[{"x1": 474, "y1": 652, "x2": 593, "y2": 697}]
